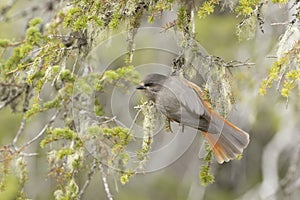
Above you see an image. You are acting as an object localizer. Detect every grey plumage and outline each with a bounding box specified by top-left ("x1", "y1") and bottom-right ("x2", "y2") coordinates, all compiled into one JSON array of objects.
[{"x1": 137, "y1": 73, "x2": 250, "y2": 164}]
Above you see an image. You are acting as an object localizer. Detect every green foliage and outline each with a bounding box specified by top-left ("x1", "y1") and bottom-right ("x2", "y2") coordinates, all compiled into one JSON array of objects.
[
  {"x1": 148, "y1": 0, "x2": 174, "y2": 23},
  {"x1": 25, "y1": 82, "x2": 74, "y2": 118},
  {"x1": 260, "y1": 43, "x2": 300, "y2": 99},
  {"x1": 28, "y1": 17, "x2": 42, "y2": 26},
  {"x1": 24, "y1": 103, "x2": 41, "y2": 118},
  {"x1": 98, "y1": 65, "x2": 140, "y2": 92},
  {"x1": 154, "y1": 0, "x2": 174, "y2": 11},
  {"x1": 177, "y1": 6, "x2": 188, "y2": 30},
  {"x1": 101, "y1": 65, "x2": 140, "y2": 83},
  {"x1": 199, "y1": 165, "x2": 215, "y2": 186},
  {"x1": 236, "y1": 14, "x2": 257, "y2": 41},
  {"x1": 15, "y1": 157, "x2": 28, "y2": 199},
  {"x1": 54, "y1": 178, "x2": 79, "y2": 200},
  {"x1": 84, "y1": 125, "x2": 133, "y2": 182},
  {"x1": 5, "y1": 45, "x2": 30, "y2": 72},
  {"x1": 198, "y1": 0, "x2": 219, "y2": 19},
  {"x1": 94, "y1": 98, "x2": 105, "y2": 116},
  {"x1": 26, "y1": 27, "x2": 42, "y2": 45},
  {"x1": 39, "y1": 128, "x2": 84, "y2": 199},
  {"x1": 101, "y1": 127, "x2": 132, "y2": 146},
  {"x1": 3, "y1": 18, "x2": 43, "y2": 72},
  {"x1": 120, "y1": 170, "x2": 134, "y2": 185},
  {"x1": 260, "y1": 59, "x2": 284, "y2": 95},
  {"x1": 281, "y1": 68, "x2": 300, "y2": 97},
  {"x1": 64, "y1": 7, "x2": 84, "y2": 30},
  {"x1": 236, "y1": 0, "x2": 260, "y2": 16},
  {"x1": 40, "y1": 127, "x2": 81, "y2": 148},
  {"x1": 0, "y1": 148, "x2": 11, "y2": 191},
  {"x1": 0, "y1": 39, "x2": 10, "y2": 48},
  {"x1": 0, "y1": 156, "x2": 29, "y2": 199},
  {"x1": 109, "y1": 13, "x2": 121, "y2": 30},
  {"x1": 199, "y1": 143, "x2": 215, "y2": 186}
]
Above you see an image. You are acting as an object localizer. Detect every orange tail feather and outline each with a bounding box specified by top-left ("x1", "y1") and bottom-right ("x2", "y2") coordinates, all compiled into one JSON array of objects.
[{"x1": 202, "y1": 116, "x2": 250, "y2": 164}]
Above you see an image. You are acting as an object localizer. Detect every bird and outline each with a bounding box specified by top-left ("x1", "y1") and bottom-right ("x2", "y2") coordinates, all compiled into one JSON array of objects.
[{"x1": 136, "y1": 73, "x2": 250, "y2": 164}]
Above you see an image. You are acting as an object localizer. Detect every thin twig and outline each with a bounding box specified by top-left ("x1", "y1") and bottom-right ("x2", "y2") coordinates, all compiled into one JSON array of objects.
[
  {"x1": 95, "y1": 115, "x2": 127, "y2": 128},
  {"x1": 12, "y1": 117, "x2": 26, "y2": 150},
  {"x1": 72, "y1": 54, "x2": 79, "y2": 74},
  {"x1": 226, "y1": 62, "x2": 256, "y2": 68},
  {"x1": 266, "y1": 55, "x2": 278, "y2": 59},
  {"x1": 0, "y1": 91, "x2": 23, "y2": 110},
  {"x1": 271, "y1": 22, "x2": 289, "y2": 26},
  {"x1": 21, "y1": 110, "x2": 60, "y2": 149},
  {"x1": 19, "y1": 152, "x2": 38, "y2": 157},
  {"x1": 12, "y1": 84, "x2": 31, "y2": 149},
  {"x1": 99, "y1": 164, "x2": 113, "y2": 200},
  {"x1": 98, "y1": 116, "x2": 117, "y2": 125},
  {"x1": 212, "y1": 57, "x2": 256, "y2": 69},
  {"x1": 161, "y1": 20, "x2": 176, "y2": 32},
  {"x1": 72, "y1": 105, "x2": 127, "y2": 128},
  {"x1": 127, "y1": 108, "x2": 142, "y2": 140},
  {"x1": 78, "y1": 161, "x2": 98, "y2": 199},
  {"x1": 276, "y1": 68, "x2": 286, "y2": 92}
]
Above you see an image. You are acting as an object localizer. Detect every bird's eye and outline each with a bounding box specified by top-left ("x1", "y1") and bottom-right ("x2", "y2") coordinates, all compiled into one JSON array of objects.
[{"x1": 144, "y1": 82, "x2": 153, "y2": 87}]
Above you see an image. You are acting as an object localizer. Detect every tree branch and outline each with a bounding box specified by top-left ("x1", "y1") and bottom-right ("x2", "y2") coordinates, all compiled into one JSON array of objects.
[
  {"x1": 78, "y1": 161, "x2": 98, "y2": 199},
  {"x1": 0, "y1": 91, "x2": 23, "y2": 110},
  {"x1": 12, "y1": 117, "x2": 26, "y2": 150},
  {"x1": 99, "y1": 164, "x2": 113, "y2": 200}
]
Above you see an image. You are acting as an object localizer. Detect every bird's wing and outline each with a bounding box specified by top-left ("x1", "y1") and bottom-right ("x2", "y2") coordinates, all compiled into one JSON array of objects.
[{"x1": 165, "y1": 76, "x2": 206, "y2": 116}]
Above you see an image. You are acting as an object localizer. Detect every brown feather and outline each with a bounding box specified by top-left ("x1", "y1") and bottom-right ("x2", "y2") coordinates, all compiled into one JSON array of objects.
[{"x1": 187, "y1": 79, "x2": 249, "y2": 163}]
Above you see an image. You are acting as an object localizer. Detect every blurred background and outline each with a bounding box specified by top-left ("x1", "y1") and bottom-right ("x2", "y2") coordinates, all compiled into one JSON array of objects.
[{"x1": 1, "y1": 0, "x2": 300, "y2": 200}]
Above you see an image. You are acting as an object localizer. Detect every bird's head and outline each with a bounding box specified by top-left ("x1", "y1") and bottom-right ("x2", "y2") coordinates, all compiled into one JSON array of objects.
[{"x1": 136, "y1": 73, "x2": 168, "y2": 101}]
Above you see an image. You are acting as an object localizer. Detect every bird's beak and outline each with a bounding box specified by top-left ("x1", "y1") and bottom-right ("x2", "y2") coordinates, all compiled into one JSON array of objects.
[{"x1": 136, "y1": 84, "x2": 146, "y2": 90}]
